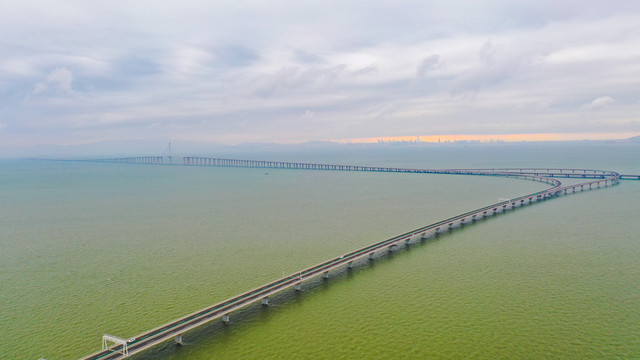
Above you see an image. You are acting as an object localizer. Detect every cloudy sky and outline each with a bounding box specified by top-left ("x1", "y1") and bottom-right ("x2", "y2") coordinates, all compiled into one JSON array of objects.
[{"x1": 1, "y1": 0, "x2": 640, "y2": 149}]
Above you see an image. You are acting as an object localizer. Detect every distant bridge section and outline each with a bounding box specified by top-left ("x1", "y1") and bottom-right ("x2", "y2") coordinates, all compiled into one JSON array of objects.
[
  {"x1": 620, "y1": 174, "x2": 640, "y2": 180},
  {"x1": 88, "y1": 156, "x2": 637, "y2": 180},
  {"x1": 94, "y1": 156, "x2": 164, "y2": 165}
]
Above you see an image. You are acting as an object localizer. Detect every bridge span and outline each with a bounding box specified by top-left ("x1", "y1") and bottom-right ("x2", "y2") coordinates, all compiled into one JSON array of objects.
[
  {"x1": 75, "y1": 156, "x2": 631, "y2": 360},
  {"x1": 87, "y1": 156, "x2": 638, "y2": 180}
]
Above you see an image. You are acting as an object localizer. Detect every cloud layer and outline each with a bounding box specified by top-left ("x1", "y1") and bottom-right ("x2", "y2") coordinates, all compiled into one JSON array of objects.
[{"x1": 1, "y1": 0, "x2": 640, "y2": 147}]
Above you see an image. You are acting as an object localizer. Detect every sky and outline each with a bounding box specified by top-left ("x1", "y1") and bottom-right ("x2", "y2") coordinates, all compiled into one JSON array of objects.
[{"x1": 1, "y1": 0, "x2": 640, "y2": 151}]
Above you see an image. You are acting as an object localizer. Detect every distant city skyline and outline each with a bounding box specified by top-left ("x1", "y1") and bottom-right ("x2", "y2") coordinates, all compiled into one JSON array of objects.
[
  {"x1": 336, "y1": 132, "x2": 640, "y2": 144},
  {"x1": 1, "y1": 1, "x2": 640, "y2": 151}
]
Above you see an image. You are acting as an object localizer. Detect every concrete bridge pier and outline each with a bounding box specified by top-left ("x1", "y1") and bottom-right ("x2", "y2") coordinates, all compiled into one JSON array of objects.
[
  {"x1": 472, "y1": 214, "x2": 477, "y2": 222},
  {"x1": 261, "y1": 297, "x2": 270, "y2": 306},
  {"x1": 294, "y1": 283, "x2": 302, "y2": 291},
  {"x1": 420, "y1": 232, "x2": 427, "y2": 241},
  {"x1": 347, "y1": 261, "x2": 353, "y2": 269},
  {"x1": 405, "y1": 238, "x2": 411, "y2": 246},
  {"x1": 369, "y1": 252, "x2": 375, "y2": 260},
  {"x1": 175, "y1": 334, "x2": 184, "y2": 345},
  {"x1": 323, "y1": 271, "x2": 330, "y2": 279},
  {"x1": 435, "y1": 227, "x2": 440, "y2": 234},
  {"x1": 222, "y1": 314, "x2": 230, "y2": 324},
  {"x1": 448, "y1": 223, "x2": 454, "y2": 229}
]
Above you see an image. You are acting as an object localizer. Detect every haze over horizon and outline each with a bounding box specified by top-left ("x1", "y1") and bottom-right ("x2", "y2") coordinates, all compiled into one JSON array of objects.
[{"x1": 2, "y1": 1, "x2": 640, "y2": 153}]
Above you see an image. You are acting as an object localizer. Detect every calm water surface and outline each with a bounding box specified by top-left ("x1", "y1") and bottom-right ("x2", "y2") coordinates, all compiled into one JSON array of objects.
[{"x1": 1, "y1": 142, "x2": 639, "y2": 359}]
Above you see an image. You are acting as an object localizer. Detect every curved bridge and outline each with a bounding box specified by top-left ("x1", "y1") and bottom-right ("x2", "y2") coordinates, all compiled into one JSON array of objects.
[{"x1": 77, "y1": 157, "x2": 634, "y2": 360}]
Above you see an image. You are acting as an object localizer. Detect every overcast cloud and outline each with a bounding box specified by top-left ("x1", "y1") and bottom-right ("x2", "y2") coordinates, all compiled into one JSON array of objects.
[{"x1": 1, "y1": 0, "x2": 640, "y2": 148}]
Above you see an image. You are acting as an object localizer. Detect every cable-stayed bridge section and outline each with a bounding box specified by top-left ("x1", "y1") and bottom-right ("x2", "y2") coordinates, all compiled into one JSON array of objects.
[{"x1": 75, "y1": 156, "x2": 633, "y2": 360}]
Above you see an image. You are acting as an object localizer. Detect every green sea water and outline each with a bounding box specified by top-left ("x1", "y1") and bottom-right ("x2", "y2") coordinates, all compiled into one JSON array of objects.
[{"x1": 1, "y1": 142, "x2": 639, "y2": 359}]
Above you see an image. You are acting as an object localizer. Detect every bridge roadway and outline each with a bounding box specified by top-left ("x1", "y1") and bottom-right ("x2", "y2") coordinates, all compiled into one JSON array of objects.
[
  {"x1": 78, "y1": 158, "x2": 627, "y2": 360},
  {"x1": 89, "y1": 156, "x2": 638, "y2": 180}
]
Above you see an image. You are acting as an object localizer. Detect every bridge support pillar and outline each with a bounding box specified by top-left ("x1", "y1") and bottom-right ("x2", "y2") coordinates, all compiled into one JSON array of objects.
[
  {"x1": 294, "y1": 283, "x2": 302, "y2": 291},
  {"x1": 472, "y1": 214, "x2": 476, "y2": 222},
  {"x1": 347, "y1": 261, "x2": 353, "y2": 269},
  {"x1": 435, "y1": 227, "x2": 440, "y2": 234},
  {"x1": 261, "y1": 297, "x2": 269, "y2": 306},
  {"x1": 323, "y1": 271, "x2": 329, "y2": 279},
  {"x1": 175, "y1": 334, "x2": 184, "y2": 345},
  {"x1": 405, "y1": 238, "x2": 411, "y2": 245},
  {"x1": 223, "y1": 314, "x2": 230, "y2": 324},
  {"x1": 448, "y1": 223, "x2": 453, "y2": 229},
  {"x1": 369, "y1": 252, "x2": 375, "y2": 260},
  {"x1": 420, "y1": 232, "x2": 427, "y2": 241}
]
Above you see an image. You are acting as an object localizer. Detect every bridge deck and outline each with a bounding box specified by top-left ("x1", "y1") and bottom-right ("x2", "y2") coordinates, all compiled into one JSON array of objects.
[
  {"x1": 620, "y1": 174, "x2": 640, "y2": 180},
  {"x1": 74, "y1": 157, "x2": 624, "y2": 360}
]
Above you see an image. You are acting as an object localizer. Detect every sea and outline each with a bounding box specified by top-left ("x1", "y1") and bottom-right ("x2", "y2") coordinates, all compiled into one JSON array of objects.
[{"x1": 1, "y1": 141, "x2": 639, "y2": 359}]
